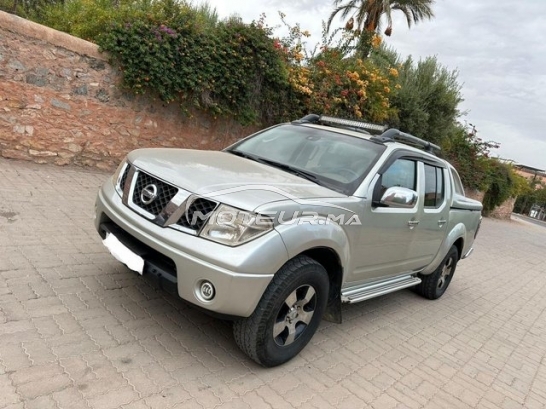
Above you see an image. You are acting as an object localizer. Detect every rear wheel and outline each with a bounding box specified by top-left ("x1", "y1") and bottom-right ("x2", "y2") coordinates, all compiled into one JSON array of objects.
[
  {"x1": 233, "y1": 255, "x2": 329, "y2": 367},
  {"x1": 416, "y1": 246, "x2": 458, "y2": 300}
]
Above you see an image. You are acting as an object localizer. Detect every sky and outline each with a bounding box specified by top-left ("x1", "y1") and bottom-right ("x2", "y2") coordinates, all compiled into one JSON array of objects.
[{"x1": 205, "y1": 0, "x2": 546, "y2": 170}]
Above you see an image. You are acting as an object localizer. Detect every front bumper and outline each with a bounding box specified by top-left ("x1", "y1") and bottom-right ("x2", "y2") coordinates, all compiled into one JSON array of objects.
[{"x1": 95, "y1": 180, "x2": 289, "y2": 317}]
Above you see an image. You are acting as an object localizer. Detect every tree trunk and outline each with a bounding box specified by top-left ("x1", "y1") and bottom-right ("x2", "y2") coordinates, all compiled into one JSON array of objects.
[{"x1": 356, "y1": 30, "x2": 374, "y2": 58}]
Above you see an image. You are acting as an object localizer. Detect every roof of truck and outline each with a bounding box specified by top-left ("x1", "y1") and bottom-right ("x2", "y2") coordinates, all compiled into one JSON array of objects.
[{"x1": 293, "y1": 114, "x2": 443, "y2": 162}]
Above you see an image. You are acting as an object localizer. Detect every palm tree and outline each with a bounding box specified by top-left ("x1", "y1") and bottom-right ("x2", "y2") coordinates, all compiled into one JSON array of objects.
[{"x1": 327, "y1": 0, "x2": 434, "y2": 37}]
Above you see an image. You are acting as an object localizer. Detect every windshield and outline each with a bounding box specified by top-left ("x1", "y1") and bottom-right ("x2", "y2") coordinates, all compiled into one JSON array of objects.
[{"x1": 227, "y1": 124, "x2": 386, "y2": 195}]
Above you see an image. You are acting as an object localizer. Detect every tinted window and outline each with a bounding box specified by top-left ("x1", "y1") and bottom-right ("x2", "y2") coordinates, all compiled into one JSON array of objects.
[
  {"x1": 382, "y1": 159, "x2": 416, "y2": 191},
  {"x1": 424, "y1": 164, "x2": 444, "y2": 208}
]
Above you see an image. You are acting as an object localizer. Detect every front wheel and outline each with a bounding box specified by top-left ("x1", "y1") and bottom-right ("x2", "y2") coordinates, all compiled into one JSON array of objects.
[
  {"x1": 233, "y1": 255, "x2": 329, "y2": 367},
  {"x1": 416, "y1": 245, "x2": 459, "y2": 300}
]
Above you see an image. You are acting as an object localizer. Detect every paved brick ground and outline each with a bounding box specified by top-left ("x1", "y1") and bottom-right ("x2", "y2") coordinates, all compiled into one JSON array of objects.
[{"x1": 1, "y1": 158, "x2": 545, "y2": 409}]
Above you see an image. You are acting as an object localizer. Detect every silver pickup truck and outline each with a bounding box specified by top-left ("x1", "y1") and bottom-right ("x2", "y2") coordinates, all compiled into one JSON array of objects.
[{"x1": 95, "y1": 114, "x2": 482, "y2": 367}]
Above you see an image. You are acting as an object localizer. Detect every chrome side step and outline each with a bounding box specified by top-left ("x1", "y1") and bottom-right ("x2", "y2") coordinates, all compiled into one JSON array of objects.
[{"x1": 341, "y1": 275, "x2": 422, "y2": 304}]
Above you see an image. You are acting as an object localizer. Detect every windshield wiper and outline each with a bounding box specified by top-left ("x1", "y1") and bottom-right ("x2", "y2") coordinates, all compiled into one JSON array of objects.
[
  {"x1": 229, "y1": 150, "x2": 257, "y2": 160},
  {"x1": 253, "y1": 157, "x2": 322, "y2": 185},
  {"x1": 229, "y1": 150, "x2": 321, "y2": 185}
]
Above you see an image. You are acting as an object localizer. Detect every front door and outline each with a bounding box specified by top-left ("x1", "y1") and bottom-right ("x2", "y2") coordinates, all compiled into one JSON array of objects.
[{"x1": 349, "y1": 157, "x2": 421, "y2": 284}]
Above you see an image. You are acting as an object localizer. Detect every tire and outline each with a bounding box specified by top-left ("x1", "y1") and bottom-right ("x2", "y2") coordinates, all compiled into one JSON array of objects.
[
  {"x1": 416, "y1": 246, "x2": 459, "y2": 300},
  {"x1": 233, "y1": 255, "x2": 329, "y2": 367}
]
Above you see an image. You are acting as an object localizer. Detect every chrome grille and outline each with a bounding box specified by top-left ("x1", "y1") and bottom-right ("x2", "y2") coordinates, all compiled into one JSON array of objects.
[
  {"x1": 132, "y1": 172, "x2": 178, "y2": 216},
  {"x1": 177, "y1": 198, "x2": 217, "y2": 231}
]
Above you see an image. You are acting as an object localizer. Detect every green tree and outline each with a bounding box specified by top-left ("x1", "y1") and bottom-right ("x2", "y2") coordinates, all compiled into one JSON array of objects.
[
  {"x1": 481, "y1": 161, "x2": 529, "y2": 216},
  {"x1": 514, "y1": 178, "x2": 546, "y2": 215},
  {"x1": 326, "y1": 0, "x2": 434, "y2": 55},
  {"x1": 369, "y1": 46, "x2": 506, "y2": 196},
  {"x1": 441, "y1": 125, "x2": 492, "y2": 191},
  {"x1": 380, "y1": 52, "x2": 463, "y2": 146}
]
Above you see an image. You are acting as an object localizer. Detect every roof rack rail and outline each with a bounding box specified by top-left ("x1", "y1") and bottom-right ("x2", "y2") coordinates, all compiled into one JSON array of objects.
[
  {"x1": 294, "y1": 114, "x2": 321, "y2": 124},
  {"x1": 293, "y1": 113, "x2": 387, "y2": 134},
  {"x1": 372, "y1": 129, "x2": 441, "y2": 154},
  {"x1": 292, "y1": 114, "x2": 440, "y2": 154}
]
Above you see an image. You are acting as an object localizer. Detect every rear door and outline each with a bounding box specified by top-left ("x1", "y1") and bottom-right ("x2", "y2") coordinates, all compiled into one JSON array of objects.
[{"x1": 410, "y1": 162, "x2": 450, "y2": 266}]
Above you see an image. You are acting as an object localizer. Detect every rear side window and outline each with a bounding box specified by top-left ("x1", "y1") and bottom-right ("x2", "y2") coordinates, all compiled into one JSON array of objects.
[
  {"x1": 450, "y1": 168, "x2": 465, "y2": 196},
  {"x1": 424, "y1": 164, "x2": 444, "y2": 208}
]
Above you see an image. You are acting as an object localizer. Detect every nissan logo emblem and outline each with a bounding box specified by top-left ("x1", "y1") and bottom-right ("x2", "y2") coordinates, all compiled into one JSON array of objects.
[{"x1": 140, "y1": 184, "x2": 158, "y2": 205}]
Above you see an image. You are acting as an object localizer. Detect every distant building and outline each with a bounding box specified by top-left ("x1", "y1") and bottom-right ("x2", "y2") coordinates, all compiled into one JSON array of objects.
[{"x1": 513, "y1": 164, "x2": 546, "y2": 185}]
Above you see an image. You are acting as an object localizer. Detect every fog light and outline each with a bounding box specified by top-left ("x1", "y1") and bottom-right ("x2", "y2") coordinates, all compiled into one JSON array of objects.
[{"x1": 199, "y1": 281, "x2": 215, "y2": 301}]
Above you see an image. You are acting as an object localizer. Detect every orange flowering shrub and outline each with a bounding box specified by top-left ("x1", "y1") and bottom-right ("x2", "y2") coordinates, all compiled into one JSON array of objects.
[{"x1": 273, "y1": 16, "x2": 400, "y2": 123}]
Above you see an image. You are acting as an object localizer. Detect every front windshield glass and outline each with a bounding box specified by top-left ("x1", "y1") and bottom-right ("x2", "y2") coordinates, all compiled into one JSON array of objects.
[{"x1": 228, "y1": 124, "x2": 386, "y2": 195}]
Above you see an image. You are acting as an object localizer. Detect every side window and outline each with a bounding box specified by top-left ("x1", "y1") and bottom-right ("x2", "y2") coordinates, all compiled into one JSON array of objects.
[
  {"x1": 382, "y1": 159, "x2": 416, "y2": 191},
  {"x1": 424, "y1": 164, "x2": 445, "y2": 208},
  {"x1": 450, "y1": 168, "x2": 465, "y2": 196}
]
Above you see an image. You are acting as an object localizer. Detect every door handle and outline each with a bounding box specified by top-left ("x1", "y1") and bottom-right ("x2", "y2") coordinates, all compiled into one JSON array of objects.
[
  {"x1": 438, "y1": 219, "x2": 447, "y2": 226},
  {"x1": 407, "y1": 220, "x2": 419, "y2": 229}
]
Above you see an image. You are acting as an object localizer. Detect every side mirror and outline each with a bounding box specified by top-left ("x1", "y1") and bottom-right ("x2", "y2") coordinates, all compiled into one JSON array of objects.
[{"x1": 380, "y1": 187, "x2": 418, "y2": 208}]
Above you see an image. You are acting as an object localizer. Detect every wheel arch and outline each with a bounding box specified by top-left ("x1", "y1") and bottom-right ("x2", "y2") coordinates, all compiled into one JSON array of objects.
[
  {"x1": 453, "y1": 237, "x2": 464, "y2": 260},
  {"x1": 421, "y1": 222, "x2": 467, "y2": 275},
  {"x1": 298, "y1": 247, "x2": 343, "y2": 324}
]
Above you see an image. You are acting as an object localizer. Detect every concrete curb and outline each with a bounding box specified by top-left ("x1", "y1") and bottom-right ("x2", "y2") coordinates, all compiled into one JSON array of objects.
[{"x1": 512, "y1": 213, "x2": 546, "y2": 228}]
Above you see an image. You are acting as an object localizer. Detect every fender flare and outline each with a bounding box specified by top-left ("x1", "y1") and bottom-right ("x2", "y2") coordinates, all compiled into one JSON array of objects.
[
  {"x1": 274, "y1": 216, "x2": 350, "y2": 271},
  {"x1": 421, "y1": 222, "x2": 466, "y2": 275},
  {"x1": 275, "y1": 217, "x2": 349, "y2": 324}
]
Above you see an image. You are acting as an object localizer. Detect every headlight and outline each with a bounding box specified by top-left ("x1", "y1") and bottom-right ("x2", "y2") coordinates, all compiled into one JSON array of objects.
[
  {"x1": 112, "y1": 158, "x2": 128, "y2": 196},
  {"x1": 199, "y1": 204, "x2": 273, "y2": 246}
]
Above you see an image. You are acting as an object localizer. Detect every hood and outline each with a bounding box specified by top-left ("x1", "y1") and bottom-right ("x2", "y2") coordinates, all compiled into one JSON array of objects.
[{"x1": 128, "y1": 148, "x2": 346, "y2": 211}]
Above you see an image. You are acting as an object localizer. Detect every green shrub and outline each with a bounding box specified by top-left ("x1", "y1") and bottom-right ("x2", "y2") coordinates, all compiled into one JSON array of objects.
[
  {"x1": 1, "y1": 0, "x2": 64, "y2": 19},
  {"x1": 482, "y1": 161, "x2": 519, "y2": 214},
  {"x1": 27, "y1": 0, "x2": 218, "y2": 42},
  {"x1": 513, "y1": 175, "x2": 544, "y2": 214},
  {"x1": 98, "y1": 17, "x2": 292, "y2": 124},
  {"x1": 441, "y1": 125, "x2": 494, "y2": 191}
]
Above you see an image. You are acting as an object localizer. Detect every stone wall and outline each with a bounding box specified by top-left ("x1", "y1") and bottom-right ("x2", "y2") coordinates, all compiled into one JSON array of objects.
[
  {"x1": 464, "y1": 189, "x2": 515, "y2": 220},
  {"x1": 0, "y1": 11, "x2": 257, "y2": 171},
  {"x1": 489, "y1": 197, "x2": 516, "y2": 220}
]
